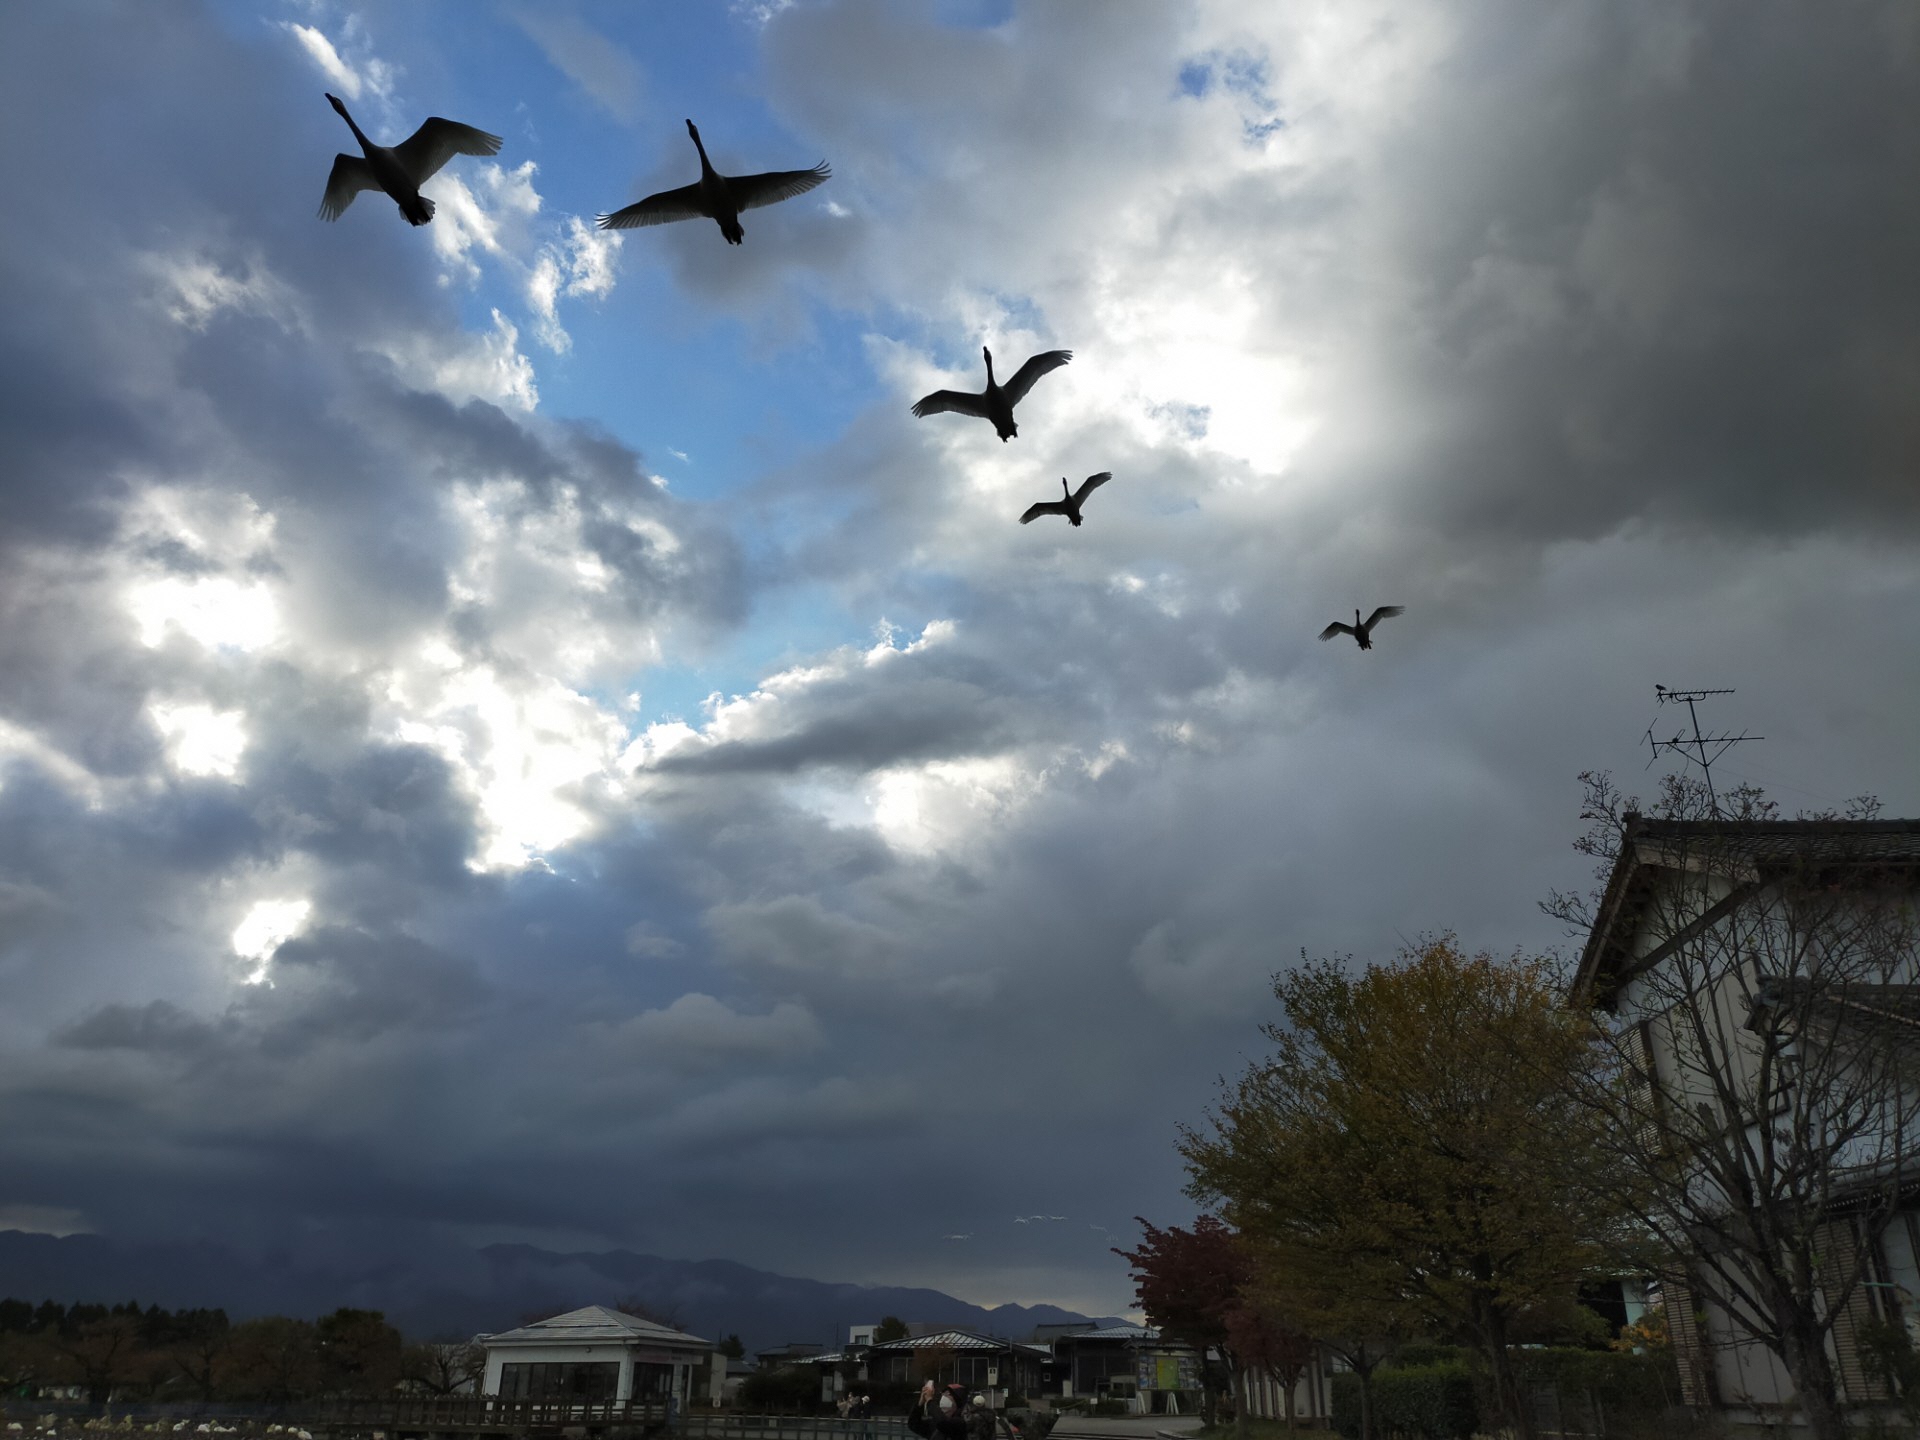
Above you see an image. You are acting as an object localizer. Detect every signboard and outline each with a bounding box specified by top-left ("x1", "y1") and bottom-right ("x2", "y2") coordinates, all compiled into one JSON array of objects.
[
  {"x1": 1137, "y1": 1352, "x2": 1199, "y2": 1393},
  {"x1": 986, "y1": 1368, "x2": 998, "y2": 1387}
]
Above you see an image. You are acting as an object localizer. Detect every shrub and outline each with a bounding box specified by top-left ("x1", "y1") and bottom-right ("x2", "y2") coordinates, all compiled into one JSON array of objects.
[
  {"x1": 1512, "y1": 1346, "x2": 1681, "y2": 1415},
  {"x1": 1330, "y1": 1364, "x2": 1477, "y2": 1440}
]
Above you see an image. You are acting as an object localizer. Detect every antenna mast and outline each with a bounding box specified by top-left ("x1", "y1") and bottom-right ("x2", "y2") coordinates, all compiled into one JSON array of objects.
[{"x1": 1645, "y1": 685, "x2": 1762, "y2": 817}]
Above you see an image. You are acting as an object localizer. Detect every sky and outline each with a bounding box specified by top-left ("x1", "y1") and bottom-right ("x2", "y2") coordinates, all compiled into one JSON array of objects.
[{"x1": 0, "y1": 0, "x2": 1916, "y2": 1319}]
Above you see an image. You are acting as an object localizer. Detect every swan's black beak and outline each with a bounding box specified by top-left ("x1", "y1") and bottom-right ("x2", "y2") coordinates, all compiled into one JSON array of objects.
[{"x1": 326, "y1": 92, "x2": 346, "y2": 114}]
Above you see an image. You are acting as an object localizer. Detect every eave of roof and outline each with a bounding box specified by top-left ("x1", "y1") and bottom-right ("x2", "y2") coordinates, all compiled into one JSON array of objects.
[
  {"x1": 1571, "y1": 817, "x2": 1920, "y2": 1012},
  {"x1": 865, "y1": 1331, "x2": 1047, "y2": 1355}
]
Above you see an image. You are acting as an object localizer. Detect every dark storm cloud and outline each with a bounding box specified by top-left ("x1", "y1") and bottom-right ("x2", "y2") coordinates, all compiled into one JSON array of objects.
[
  {"x1": 761, "y1": 0, "x2": 1920, "y2": 553},
  {"x1": 0, "y1": 0, "x2": 755, "y2": 1250},
  {"x1": 1, "y1": 0, "x2": 1917, "y2": 1321}
]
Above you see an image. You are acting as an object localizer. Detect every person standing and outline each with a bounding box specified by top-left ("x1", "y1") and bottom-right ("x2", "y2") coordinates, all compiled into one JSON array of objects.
[{"x1": 909, "y1": 1381, "x2": 970, "y2": 1440}]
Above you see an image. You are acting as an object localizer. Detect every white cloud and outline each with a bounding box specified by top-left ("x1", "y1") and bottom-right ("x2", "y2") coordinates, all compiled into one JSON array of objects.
[
  {"x1": 231, "y1": 898, "x2": 313, "y2": 985},
  {"x1": 508, "y1": 9, "x2": 645, "y2": 120},
  {"x1": 150, "y1": 702, "x2": 248, "y2": 780},
  {"x1": 528, "y1": 218, "x2": 623, "y2": 353},
  {"x1": 372, "y1": 308, "x2": 539, "y2": 412},
  {"x1": 282, "y1": 22, "x2": 364, "y2": 98},
  {"x1": 388, "y1": 658, "x2": 625, "y2": 871},
  {"x1": 128, "y1": 576, "x2": 281, "y2": 652},
  {"x1": 141, "y1": 250, "x2": 306, "y2": 334}
]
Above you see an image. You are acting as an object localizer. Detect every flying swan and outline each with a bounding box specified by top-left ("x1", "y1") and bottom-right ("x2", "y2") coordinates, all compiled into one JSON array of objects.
[
  {"x1": 913, "y1": 347, "x2": 1072, "y2": 443},
  {"x1": 1319, "y1": 606, "x2": 1406, "y2": 650},
  {"x1": 318, "y1": 94, "x2": 502, "y2": 226},
  {"x1": 1020, "y1": 473, "x2": 1111, "y2": 527},
  {"x1": 596, "y1": 120, "x2": 830, "y2": 246}
]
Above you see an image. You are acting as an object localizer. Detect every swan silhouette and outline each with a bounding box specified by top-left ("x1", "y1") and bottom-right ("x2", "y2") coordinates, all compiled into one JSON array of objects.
[
  {"x1": 596, "y1": 120, "x2": 830, "y2": 245},
  {"x1": 1319, "y1": 606, "x2": 1405, "y2": 650},
  {"x1": 1021, "y1": 473, "x2": 1111, "y2": 526},
  {"x1": 913, "y1": 347, "x2": 1072, "y2": 442},
  {"x1": 318, "y1": 94, "x2": 502, "y2": 226}
]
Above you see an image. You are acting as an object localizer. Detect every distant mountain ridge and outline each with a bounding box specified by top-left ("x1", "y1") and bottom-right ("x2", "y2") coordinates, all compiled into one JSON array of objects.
[{"x1": 0, "y1": 1231, "x2": 1123, "y2": 1350}]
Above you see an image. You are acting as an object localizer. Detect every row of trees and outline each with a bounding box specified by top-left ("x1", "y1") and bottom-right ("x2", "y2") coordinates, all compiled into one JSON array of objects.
[
  {"x1": 1119, "y1": 773, "x2": 1920, "y2": 1440},
  {"x1": 0, "y1": 1300, "x2": 484, "y2": 1406}
]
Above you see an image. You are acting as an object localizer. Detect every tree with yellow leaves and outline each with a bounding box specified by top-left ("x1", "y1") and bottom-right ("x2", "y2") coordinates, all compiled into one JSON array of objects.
[{"x1": 1181, "y1": 938, "x2": 1622, "y2": 1440}]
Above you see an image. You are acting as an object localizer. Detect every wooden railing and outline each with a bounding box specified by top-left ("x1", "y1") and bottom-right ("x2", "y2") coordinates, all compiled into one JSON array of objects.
[
  {"x1": 298, "y1": 1401, "x2": 914, "y2": 1439},
  {"x1": 307, "y1": 1395, "x2": 668, "y2": 1433}
]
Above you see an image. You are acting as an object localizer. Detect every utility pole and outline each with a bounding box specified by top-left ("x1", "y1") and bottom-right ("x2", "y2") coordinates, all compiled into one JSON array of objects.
[{"x1": 1645, "y1": 685, "x2": 1762, "y2": 817}]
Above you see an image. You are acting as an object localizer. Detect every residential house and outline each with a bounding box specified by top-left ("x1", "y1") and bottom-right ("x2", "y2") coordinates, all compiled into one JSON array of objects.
[
  {"x1": 1571, "y1": 815, "x2": 1920, "y2": 1431},
  {"x1": 1040, "y1": 1323, "x2": 1217, "y2": 1417},
  {"x1": 850, "y1": 1329, "x2": 1050, "y2": 1407}
]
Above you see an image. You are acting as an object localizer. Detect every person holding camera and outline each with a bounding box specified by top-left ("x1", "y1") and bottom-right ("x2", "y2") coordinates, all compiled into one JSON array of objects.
[{"x1": 908, "y1": 1381, "x2": 970, "y2": 1440}]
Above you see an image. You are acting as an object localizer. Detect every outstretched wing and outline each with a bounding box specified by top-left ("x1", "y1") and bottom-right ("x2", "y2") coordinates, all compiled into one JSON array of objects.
[
  {"x1": 732, "y1": 161, "x2": 831, "y2": 213},
  {"x1": 393, "y1": 118, "x2": 503, "y2": 184},
  {"x1": 1319, "y1": 622, "x2": 1358, "y2": 641},
  {"x1": 1002, "y1": 349, "x2": 1072, "y2": 405},
  {"x1": 911, "y1": 389, "x2": 990, "y2": 420},
  {"x1": 597, "y1": 182, "x2": 709, "y2": 230},
  {"x1": 319, "y1": 153, "x2": 377, "y2": 221},
  {"x1": 1020, "y1": 500, "x2": 1069, "y2": 525},
  {"x1": 1363, "y1": 605, "x2": 1405, "y2": 630},
  {"x1": 1070, "y1": 472, "x2": 1112, "y2": 505}
]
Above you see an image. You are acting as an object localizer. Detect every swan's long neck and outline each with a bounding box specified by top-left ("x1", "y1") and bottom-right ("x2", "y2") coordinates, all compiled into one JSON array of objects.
[
  {"x1": 689, "y1": 124, "x2": 715, "y2": 176},
  {"x1": 1062, "y1": 479, "x2": 1071, "y2": 499},
  {"x1": 334, "y1": 101, "x2": 375, "y2": 155},
  {"x1": 983, "y1": 349, "x2": 996, "y2": 386}
]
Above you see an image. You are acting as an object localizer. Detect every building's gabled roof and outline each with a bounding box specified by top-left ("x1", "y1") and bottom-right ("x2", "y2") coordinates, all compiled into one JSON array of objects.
[
  {"x1": 1056, "y1": 1324, "x2": 1160, "y2": 1343},
  {"x1": 1572, "y1": 816, "x2": 1920, "y2": 1011},
  {"x1": 479, "y1": 1304, "x2": 712, "y2": 1350},
  {"x1": 867, "y1": 1330, "x2": 1049, "y2": 1356}
]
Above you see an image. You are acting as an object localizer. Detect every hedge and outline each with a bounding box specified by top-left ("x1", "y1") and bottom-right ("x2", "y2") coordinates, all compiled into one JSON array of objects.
[
  {"x1": 1330, "y1": 1364, "x2": 1477, "y2": 1440},
  {"x1": 1329, "y1": 1348, "x2": 1678, "y2": 1439},
  {"x1": 1511, "y1": 1347, "x2": 1681, "y2": 1414}
]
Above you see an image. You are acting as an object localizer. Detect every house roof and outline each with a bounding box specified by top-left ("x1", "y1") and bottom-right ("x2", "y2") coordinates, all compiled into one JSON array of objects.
[
  {"x1": 866, "y1": 1330, "x2": 1049, "y2": 1356},
  {"x1": 479, "y1": 1304, "x2": 713, "y2": 1350},
  {"x1": 1748, "y1": 979, "x2": 1920, "y2": 1035},
  {"x1": 1056, "y1": 1324, "x2": 1160, "y2": 1343},
  {"x1": 1572, "y1": 817, "x2": 1920, "y2": 1011}
]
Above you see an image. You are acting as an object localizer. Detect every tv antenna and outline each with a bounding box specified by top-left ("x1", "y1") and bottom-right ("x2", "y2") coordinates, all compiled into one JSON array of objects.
[{"x1": 1645, "y1": 685, "x2": 1762, "y2": 817}]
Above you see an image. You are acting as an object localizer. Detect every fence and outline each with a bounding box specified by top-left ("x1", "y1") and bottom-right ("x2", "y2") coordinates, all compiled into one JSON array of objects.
[{"x1": 0, "y1": 1399, "x2": 917, "y2": 1440}]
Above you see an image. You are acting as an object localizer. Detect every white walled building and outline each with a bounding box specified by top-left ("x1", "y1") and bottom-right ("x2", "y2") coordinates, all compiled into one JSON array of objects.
[
  {"x1": 479, "y1": 1304, "x2": 719, "y2": 1408},
  {"x1": 1571, "y1": 815, "x2": 1920, "y2": 1431}
]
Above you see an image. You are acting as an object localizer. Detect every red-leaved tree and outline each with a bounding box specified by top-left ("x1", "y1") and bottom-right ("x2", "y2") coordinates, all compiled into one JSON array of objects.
[
  {"x1": 1224, "y1": 1297, "x2": 1315, "y2": 1432},
  {"x1": 1114, "y1": 1215, "x2": 1260, "y2": 1433}
]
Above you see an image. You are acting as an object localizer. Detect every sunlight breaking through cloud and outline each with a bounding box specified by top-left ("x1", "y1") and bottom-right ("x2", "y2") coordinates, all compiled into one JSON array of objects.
[
  {"x1": 150, "y1": 702, "x2": 248, "y2": 780},
  {"x1": 231, "y1": 898, "x2": 312, "y2": 986}
]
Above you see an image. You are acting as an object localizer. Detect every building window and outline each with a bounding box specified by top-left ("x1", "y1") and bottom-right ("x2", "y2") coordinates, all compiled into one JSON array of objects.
[
  {"x1": 497, "y1": 1362, "x2": 621, "y2": 1400},
  {"x1": 633, "y1": 1363, "x2": 675, "y2": 1400}
]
